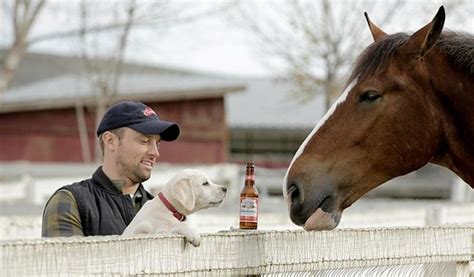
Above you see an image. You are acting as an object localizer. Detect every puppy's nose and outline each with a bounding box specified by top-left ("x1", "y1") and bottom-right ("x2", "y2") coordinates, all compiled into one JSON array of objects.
[{"x1": 221, "y1": 187, "x2": 227, "y2": 192}]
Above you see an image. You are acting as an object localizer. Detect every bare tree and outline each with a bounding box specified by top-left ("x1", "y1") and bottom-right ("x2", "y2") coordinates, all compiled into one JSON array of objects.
[
  {"x1": 232, "y1": 0, "x2": 406, "y2": 110},
  {"x1": 0, "y1": 0, "x2": 46, "y2": 100},
  {"x1": 77, "y1": 0, "x2": 137, "y2": 161},
  {"x1": 233, "y1": 1, "x2": 473, "y2": 110},
  {"x1": 0, "y1": 0, "x2": 237, "y2": 98}
]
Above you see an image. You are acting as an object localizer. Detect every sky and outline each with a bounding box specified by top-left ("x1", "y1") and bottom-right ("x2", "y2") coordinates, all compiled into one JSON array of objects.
[
  {"x1": 127, "y1": 12, "x2": 269, "y2": 77},
  {"x1": 1, "y1": 0, "x2": 270, "y2": 77},
  {"x1": 1, "y1": 0, "x2": 473, "y2": 77}
]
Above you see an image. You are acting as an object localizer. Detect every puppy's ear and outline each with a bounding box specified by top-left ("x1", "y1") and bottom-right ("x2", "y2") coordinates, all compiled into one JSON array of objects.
[{"x1": 171, "y1": 177, "x2": 195, "y2": 211}]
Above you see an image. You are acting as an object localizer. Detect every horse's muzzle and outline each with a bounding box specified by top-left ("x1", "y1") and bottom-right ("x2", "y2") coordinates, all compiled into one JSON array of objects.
[{"x1": 285, "y1": 179, "x2": 341, "y2": 231}]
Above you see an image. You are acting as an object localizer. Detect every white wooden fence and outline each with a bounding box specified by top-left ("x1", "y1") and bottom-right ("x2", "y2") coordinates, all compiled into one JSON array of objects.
[{"x1": 1, "y1": 226, "x2": 472, "y2": 276}]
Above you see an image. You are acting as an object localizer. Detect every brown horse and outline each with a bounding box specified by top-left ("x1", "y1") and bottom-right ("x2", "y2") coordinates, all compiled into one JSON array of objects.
[{"x1": 284, "y1": 6, "x2": 474, "y2": 231}]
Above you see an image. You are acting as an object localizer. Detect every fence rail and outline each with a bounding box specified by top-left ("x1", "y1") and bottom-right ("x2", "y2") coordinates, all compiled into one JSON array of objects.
[{"x1": 1, "y1": 226, "x2": 472, "y2": 276}]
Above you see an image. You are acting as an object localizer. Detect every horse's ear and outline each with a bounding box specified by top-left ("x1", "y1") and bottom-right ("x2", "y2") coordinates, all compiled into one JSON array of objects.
[
  {"x1": 402, "y1": 6, "x2": 445, "y2": 57},
  {"x1": 364, "y1": 12, "x2": 387, "y2": 42}
]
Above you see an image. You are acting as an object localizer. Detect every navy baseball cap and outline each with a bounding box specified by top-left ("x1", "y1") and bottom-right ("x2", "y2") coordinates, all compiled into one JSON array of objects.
[{"x1": 96, "y1": 101, "x2": 180, "y2": 141}]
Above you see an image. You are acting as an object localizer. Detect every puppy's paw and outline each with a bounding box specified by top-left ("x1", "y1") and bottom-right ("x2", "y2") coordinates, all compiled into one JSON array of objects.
[
  {"x1": 186, "y1": 234, "x2": 201, "y2": 247},
  {"x1": 173, "y1": 224, "x2": 201, "y2": 247}
]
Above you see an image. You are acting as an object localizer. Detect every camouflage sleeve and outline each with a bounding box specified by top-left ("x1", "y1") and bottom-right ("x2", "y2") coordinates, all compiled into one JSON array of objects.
[{"x1": 41, "y1": 189, "x2": 84, "y2": 237}]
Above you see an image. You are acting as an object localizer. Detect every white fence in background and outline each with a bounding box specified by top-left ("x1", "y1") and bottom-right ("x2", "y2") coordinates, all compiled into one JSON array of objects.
[
  {"x1": 0, "y1": 162, "x2": 241, "y2": 205},
  {"x1": 1, "y1": 202, "x2": 473, "y2": 240},
  {"x1": 2, "y1": 162, "x2": 472, "y2": 206},
  {"x1": 0, "y1": 226, "x2": 472, "y2": 276}
]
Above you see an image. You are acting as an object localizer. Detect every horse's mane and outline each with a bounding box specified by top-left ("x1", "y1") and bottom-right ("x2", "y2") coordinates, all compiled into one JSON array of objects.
[
  {"x1": 349, "y1": 31, "x2": 474, "y2": 82},
  {"x1": 437, "y1": 31, "x2": 474, "y2": 75}
]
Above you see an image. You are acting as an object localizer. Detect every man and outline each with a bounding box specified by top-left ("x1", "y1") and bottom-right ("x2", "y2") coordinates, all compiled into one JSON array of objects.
[{"x1": 42, "y1": 101, "x2": 180, "y2": 237}]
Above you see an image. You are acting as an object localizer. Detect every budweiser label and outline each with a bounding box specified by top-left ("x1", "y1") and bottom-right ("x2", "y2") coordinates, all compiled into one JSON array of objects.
[{"x1": 240, "y1": 197, "x2": 258, "y2": 222}]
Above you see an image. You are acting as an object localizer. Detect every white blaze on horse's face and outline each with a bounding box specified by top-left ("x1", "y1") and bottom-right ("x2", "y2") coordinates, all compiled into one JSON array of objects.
[
  {"x1": 283, "y1": 79, "x2": 358, "y2": 231},
  {"x1": 283, "y1": 79, "x2": 357, "y2": 198}
]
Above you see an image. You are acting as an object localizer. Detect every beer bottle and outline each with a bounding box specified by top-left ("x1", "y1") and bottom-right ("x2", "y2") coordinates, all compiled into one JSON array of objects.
[{"x1": 239, "y1": 162, "x2": 259, "y2": 230}]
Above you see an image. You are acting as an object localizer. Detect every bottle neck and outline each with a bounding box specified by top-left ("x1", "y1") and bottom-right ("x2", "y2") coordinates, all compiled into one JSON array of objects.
[
  {"x1": 245, "y1": 163, "x2": 255, "y2": 186},
  {"x1": 245, "y1": 170, "x2": 255, "y2": 186},
  {"x1": 245, "y1": 173, "x2": 255, "y2": 181}
]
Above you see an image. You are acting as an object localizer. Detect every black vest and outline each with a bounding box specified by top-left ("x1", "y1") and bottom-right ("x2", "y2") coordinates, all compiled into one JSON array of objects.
[{"x1": 62, "y1": 167, "x2": 153, "y2": 236}]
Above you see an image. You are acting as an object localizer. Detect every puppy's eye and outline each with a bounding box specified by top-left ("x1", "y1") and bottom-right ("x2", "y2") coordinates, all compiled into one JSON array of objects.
[
  {"x1": 202, "y1": 181, "x2": 209, "y2": 186},
  {"x1": 359, "y1": 90, "x2": 382, "y2": 103}
]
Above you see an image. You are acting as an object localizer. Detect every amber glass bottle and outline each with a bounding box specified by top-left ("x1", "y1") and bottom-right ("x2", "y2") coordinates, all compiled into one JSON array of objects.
[{"x1": 239, "y1": 162, "x2": 259, "y2": 230}]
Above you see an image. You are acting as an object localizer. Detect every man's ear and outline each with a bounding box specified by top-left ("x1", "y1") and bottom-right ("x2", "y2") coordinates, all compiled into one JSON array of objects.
[
  {"x1": 171, "y1": 178, "x2": 195, "y2": 211},
  {"x1": 102, "y1": 131, "x2": 118, "y2": 151}
]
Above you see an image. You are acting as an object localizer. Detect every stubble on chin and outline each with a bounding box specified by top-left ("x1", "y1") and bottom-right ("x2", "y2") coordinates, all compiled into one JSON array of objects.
[
  {"x1": 137, "y1": 172, "x2": 151, "y2": 183},
  {"x1": 116, "y1": 157, "x2": 149, "y2": 184},
  {"x1": 133, "y1": 166, "x2": 152, "y2": 183}
]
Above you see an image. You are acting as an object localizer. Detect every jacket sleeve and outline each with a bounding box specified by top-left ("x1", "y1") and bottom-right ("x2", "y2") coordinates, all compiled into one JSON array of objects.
[{"x1": 42, "y1": 189, "x2": 84, "y2": 237}]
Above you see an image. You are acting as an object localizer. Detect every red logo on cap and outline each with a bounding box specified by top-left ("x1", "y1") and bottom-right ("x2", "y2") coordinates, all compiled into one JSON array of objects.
[{"x1": 143, "y1": 107, "x2": 157, "y2": 117}]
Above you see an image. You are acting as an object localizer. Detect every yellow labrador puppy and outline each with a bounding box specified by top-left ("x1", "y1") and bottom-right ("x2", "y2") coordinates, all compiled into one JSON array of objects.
[{"x1": 122, "y1": 169, "x2": 227, "y2": 247}]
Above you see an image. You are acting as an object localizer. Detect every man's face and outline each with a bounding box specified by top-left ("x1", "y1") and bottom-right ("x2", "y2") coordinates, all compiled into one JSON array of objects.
[{"x1": 114, "y1": 128, "x2": 161, "y2": 184}]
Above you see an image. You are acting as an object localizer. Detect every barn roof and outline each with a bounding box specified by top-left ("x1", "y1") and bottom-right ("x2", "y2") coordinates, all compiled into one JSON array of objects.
[
  {"x1": 1, "y1": 73, "x2": 245, "y2": 113},
  {"x1": 226, "y1": 78, "x2": 325, "y2": 130}
]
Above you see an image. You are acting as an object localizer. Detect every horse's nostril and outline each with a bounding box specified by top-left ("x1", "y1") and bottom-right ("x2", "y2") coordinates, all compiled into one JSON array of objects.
[
  {"x1": 288, "y1": 183, "x2": 303, "y2": 206},
  {"x1": 222, "y1": 187, "x2": 227, "y2": 192}
]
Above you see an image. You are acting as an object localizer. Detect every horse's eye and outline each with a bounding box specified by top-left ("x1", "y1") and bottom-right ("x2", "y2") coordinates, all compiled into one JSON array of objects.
[
  {"x1": 202, "y1": 181, "x2": 209, "y2": 186},
  {"x1": 359, "y1": 91, "x2": 382, "y2": 102}
]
